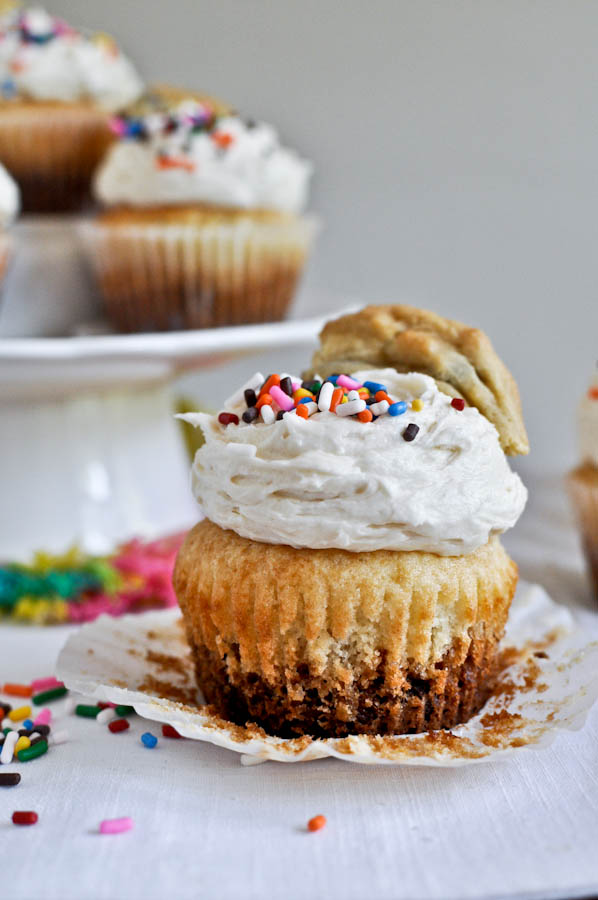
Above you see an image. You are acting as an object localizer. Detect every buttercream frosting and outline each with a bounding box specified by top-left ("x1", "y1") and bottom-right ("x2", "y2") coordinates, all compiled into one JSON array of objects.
[
  {"x1": 0, "y1": 161, "x2": 19, "y2": 225},
  {"x1": 579, "y1": 372, "x2": 598, "y2": 467},
  {"x1": 93, "y1": 101, "x2": 312, "y2": 213},
  {"x1": 180, "y1": 368, "x2": 527, "y2": 556},
  {"x1": 0, "y1": 7, "x2": 143, "y2": 111}
]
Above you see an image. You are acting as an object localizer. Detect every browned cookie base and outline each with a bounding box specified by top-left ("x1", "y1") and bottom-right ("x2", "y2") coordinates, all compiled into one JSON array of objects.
[{"x1": 192, "y1": 635, "x2": 500, "y2": 738}]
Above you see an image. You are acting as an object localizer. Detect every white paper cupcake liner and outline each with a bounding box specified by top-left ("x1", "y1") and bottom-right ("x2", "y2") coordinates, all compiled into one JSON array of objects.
[
  {"x1": 56, "y1": 580, "x2": 598, "y2": 766},
  {"x1": 79, "y1": 216, "x2": 317, "y2": 332}
]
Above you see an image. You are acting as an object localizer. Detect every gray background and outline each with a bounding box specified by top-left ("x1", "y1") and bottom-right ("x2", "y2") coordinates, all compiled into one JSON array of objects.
[{"x1": 56, "y1": 0, "x2": 598, "y2": 473}]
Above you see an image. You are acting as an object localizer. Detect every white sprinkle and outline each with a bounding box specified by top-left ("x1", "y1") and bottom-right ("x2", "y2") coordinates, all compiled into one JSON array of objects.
[
  {"x1": 224, "y1": 372, "x2": 264, "y2": 409},
  {"x1": 97, "y1": 707, "x2": 116, "y2": 725},
  {"x1": 303, "y1": 401, "x2": 318, "y2": 416},
  {"x1": 64, "y1": 697, "x2": 77, "y2": 714},
  {"x1": 347, "y1": 390, "x2": 360, "y2": 401},
  {"x1": 0, "y1": 730, "x2": 18, "y2": 764},
  {"x1": 370, "y1": 399, "x2": 389, "y2": 416},
  {"x1": 28, "y1": 732, "x2": 40, "y2": 741},
  {"x1": 1, "y1": 717, "x2": 12, "y2": 730},
  {"x1": 49, "y1": 729, "x2": 69, "y2": 745},
  {"x1": 335, "y1": 399, "x2": 366, "y2": 417},
  {"x1": 318, "y1": 381, "x2": 333, "y2": 412},
  {"x1": 260, "y1": 404, "x2": 275, "y2": 424}
]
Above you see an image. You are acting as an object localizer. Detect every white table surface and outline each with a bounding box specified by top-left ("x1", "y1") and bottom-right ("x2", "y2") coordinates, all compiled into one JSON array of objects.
[{"x1": 2, "y1": 472, "x2": 597, "y2": 900}]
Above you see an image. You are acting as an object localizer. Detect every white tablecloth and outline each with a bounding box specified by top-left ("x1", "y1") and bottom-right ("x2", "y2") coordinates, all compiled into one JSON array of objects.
[{"x1": 2, "y1": 474, "x2": 597, "y2": 900}]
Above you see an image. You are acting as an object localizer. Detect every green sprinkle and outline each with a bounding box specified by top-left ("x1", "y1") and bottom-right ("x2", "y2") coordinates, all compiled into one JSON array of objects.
[
  {"x1": 75, "y1": 704, "x2": 102, "y2": 718},
  {"x1": 3, "y1": 726, "x2": 11, "y2": 735},
  {"x1": 32, "y1": 686, "x2": 67, "y2": 705},
  {"x1": 18, "y1": 738, "x2": 48, "y2": 761},
  {"x1": 115, "y1": 705, "x2": 135, "y2": 717}
]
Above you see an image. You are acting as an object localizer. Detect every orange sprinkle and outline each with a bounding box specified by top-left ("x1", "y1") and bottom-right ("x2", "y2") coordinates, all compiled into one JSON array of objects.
[
  {"x1": 329, "y1": 388, "x2": 344, "y2": 413},
  {"x1": 357, "y1": 388, "x2": 369, "y2": 399},
  {"x1": 589, "y1": 386, "x2": 598, "y2": 400},
  {"x1": 3, "y1": 683, "x2": 32, "y2": 698},
  {"x1": 375, "y1": 390, "x2": 392, "y2": 403},
  {"x1": 295, "y1": 405, "x2": 309, "y2": 419},
  {"x1": 156, "y1": 155, "x2": 195, "y2": 172},
  {"x1": 357, "y1": 409, "x2": 373, "y2": 423},
  {"x1": 259, "y1": 375, "x2": 280, "y2": 398},
  {"x1": 256, "y1": 393, "x2": 273, "y2": 409},
  {"x1": 307, "y1": 815, "x2": 327, "y2": 832},
  {"x1": 211, "y1": 131, "x2": 234, "y2": 149}
]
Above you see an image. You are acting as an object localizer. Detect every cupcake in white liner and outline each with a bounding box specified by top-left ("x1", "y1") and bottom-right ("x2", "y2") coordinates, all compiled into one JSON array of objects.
[
  {"x1": 567, "y1": 368, "x2": 598, "y2": 601},
  {"x1": 83, "y1": 87, "x2": 316, "y2": 332},
  {"x1": 0, "y1": 5, "x2": 143, "y2": 211}
]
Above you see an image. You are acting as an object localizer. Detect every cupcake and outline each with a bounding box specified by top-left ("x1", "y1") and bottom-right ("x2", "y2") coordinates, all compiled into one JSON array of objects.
[
  {"x1": 0, "y1": 159, "x2": 19, "y2": 284},
  {"x1": 0, "y1": 5, "x2": 143, "y2": 211},
  {"x1": 567, "y1": 369, "x2": 598, "y2": 600},
  {"x1": 174, "y1": 305, "x2": 529, "y2": 737},
  {"x1": 83, "y1": 87, "x2": 315, "y2": 332}
]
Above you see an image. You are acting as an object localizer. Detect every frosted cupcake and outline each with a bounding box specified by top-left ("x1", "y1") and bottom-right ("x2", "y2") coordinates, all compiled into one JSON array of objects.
[
  {"x1": 0, "y1": 160, "x2": 19, "y2": 285},
  {"x1": 174, "y1": 306, "x2": 528, "y2": 738},
  {"x1": 568, "y1": 370, "x2": 598, "y2": 600},
  {"x1": 85, "y1": 88, "x2": 315, "y2": 332},
  {"x1": 0, "y1": 6, "x2": 143, "y2": 211}
]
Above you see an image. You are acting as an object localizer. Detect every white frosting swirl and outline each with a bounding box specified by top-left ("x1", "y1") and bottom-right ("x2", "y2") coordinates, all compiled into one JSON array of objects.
[
  {"x1": 579, "y1": 373, "x2": 598, "y2": 467},
  {"x1": 0, "y1": 161, "x2": 19, "y2": 225},
  {"x1": 180, "y1": 369, "x2": 527, "y2": 556},
  {"x1": 94, "y1": 113, "x2": 312, "y2": 213},
  {"x1": 0, "y1": 7, "x2": 143, "y2": 110}
]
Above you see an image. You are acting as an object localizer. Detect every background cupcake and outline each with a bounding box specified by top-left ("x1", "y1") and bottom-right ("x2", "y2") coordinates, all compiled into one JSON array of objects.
[
  {"x1": 83, "y1": 87, "x2": 315, "y2": 332},
  {"x1": 0, "y1": 158, "x2": 19, "y2": 285},
  {"x1": 568, "y1": 369, "x2": 598, "y2": 600},
  {"x1": 0, "y1": 5, "x2": 143, "y2": 211},
  {"x1": 174, "y1": 306, "x2": 528, "y2": 738}
]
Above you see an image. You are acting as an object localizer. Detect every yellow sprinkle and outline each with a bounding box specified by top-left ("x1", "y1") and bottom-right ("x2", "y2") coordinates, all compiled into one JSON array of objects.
[
  {"x1": 340, "y1": 395, "x2": 348, "y2": 403},
  {"x1": 9, "y1": 705, "x2": 31, "y2": 722},
  {"x1": 411, "y1": 398, "x2": 424, "y2": 411},
  {"x1": 15, "y1": 736, "x2": 31, "y2": 754}
]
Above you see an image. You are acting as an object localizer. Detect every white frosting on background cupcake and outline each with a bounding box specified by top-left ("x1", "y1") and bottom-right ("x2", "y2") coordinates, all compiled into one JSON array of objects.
[
  {"x1": 0, "y1": 161, "x2": 19, "y2": 225},
  {"x1": 579, "y1": 373, "x2": 598, "y2": 467},
  {"x1": 94, "y1": 103, "x2": 312, "y2": 213},
  {"x1": 0, "y1": 7, "x2": 143, "y2": 111},
  {"x1": 181, "y1": 368, "x2": 527, "y2": 556}
]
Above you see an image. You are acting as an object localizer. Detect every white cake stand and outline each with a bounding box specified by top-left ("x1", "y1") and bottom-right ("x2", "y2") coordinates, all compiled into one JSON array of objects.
[{"x1": 0, "y1": 317, "x2": 327, "y2": 560}]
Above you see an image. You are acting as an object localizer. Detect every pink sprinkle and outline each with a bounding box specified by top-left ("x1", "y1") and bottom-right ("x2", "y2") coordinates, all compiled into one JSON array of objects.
[
  {"x1": 31, "y1": 677, "x2": 63, "y2": 694},
  {"x1": 33, "y1": 708, "x2": 52, "y2": 727},
  {"x1": 337, "y1": 374, "x2": 362, "y2": 390},
  {"x1": 100, "y1": 817, "x2": 134, "y2": 835},
  {"x1": 269, "y1": 385, "x2": 294, "y2": 412}
]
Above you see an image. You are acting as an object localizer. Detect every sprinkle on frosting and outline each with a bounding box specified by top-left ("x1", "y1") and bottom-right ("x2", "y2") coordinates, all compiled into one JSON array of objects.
[
  {"x1": 214, "y1": 372, "x2": 438, "y2": 435},
  {"x1": 0, "y1": 6, "x2": 143, "y2": 110},
  {"x1": 94, "y1": 93, "x2": 312, "y2": 213}
]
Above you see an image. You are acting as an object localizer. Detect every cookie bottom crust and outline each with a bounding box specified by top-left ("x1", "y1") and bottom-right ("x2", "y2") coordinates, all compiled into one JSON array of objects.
[{"x1": 192, "y1": 634, "x2": 500, "y2": 739}]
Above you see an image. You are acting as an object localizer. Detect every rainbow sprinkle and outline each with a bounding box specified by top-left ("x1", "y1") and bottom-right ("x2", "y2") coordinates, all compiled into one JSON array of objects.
[{"x1": 0, "y1": 533, "x2": 185, "y2": 625}]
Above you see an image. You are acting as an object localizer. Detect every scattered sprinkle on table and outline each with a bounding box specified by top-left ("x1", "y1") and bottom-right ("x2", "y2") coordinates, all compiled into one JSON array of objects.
[
  {"x1": 141, "y1": 732, "x2": 158, "y2": 748},
  {"x1": 0, "y1": 772, "x2": 21, "y2": 787},
  {"x1": 162, "y1": 724, "x2": 182, "y2": 739},
  {"x1": 108, "y1": 718, "x2": 129, "y2": 734},
  {"x1": 32, "y1": 686, "x2": 68, "y2": 705},
  {"x1": 3, "y1": 683, "x2": 32, "y2": 698},
  {"x1": 12, "y1": 811, "x2": 38, "y2": 826},
  {"x1": 100, "y1": 817, "x2": 134, "y2": 835},
  {"x1": 307, "y1": 815, "x2": 327, "y2": 832}
]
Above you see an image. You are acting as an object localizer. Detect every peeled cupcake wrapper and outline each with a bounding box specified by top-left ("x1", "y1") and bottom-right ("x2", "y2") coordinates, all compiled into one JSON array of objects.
[
  {"x1": 0, "y1": 103, "x2": 113, "y2": 212},
  {"x1": 79, "y1": 215, "x2": 317, "y2": 332},
  {"x1": 0, "y1": 231, "x2": 12, "y2": 287}
]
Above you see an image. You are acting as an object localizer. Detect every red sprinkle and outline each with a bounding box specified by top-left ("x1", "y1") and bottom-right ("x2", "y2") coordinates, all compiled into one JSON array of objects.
[
  {"x1": 218, "y1": 412, "x2": 239, "y2": 426},
  {"x1": 211, "y1": 131, "x2": 234, "y2": 149},
  {"x1": 589, "y1": 387, "x2": 598, "y2": 400},
  {"x1": 451, "y1": 398, "x2": 466, "y2": 411},
  {"x1": 307, "y1": 815, "x2": 327, "y2": 832},
  {"x1": 108, "y1": 718, "x2": 130, "y2": 734},
  {"x1": 162, "y1": 724, "x2": 182, "y2": 739},
  {"x1": 12, "y1": 811, "x2": 38, "y2": 826}
]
